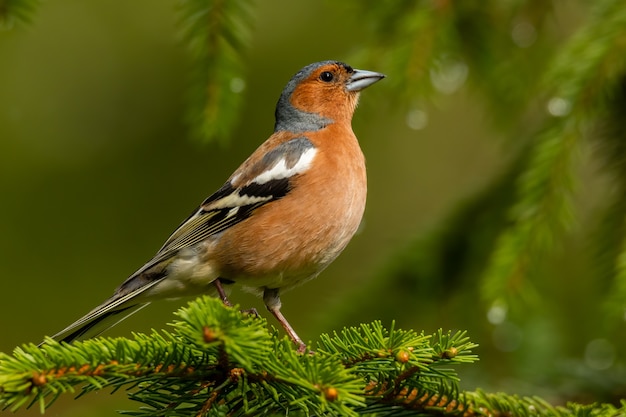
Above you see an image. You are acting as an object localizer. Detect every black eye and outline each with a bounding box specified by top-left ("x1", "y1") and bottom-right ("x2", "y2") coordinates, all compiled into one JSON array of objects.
[{"x1": 320, "y1": 71, "x2": 334, "y2": 82}]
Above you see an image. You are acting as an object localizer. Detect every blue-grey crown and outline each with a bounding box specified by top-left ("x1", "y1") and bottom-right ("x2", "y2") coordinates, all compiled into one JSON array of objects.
[{"x1": 273, "y1": 61, "x2": 352, "y2": 133}]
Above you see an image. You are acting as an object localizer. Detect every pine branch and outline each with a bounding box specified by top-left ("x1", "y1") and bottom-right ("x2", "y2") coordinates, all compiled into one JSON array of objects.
[
  {"x1": 0, "y1": 0, "x2": 39, "y2": 30},
  {"x1": 345, "y1": 0, "x2": 626, "y2": 326},
  {"x1": 2, "y1": 297, "x2": 469, "y2": 416},
  {"x1": 481, "y1": 121, "x2": 577, "y2": 307},
  {"x1": 1, "y1": 297, "x2": 623, "y2": 416},
  {"x1": 177, "y1": 0, "x2": 254, "y2": 144},
  {"x1": 606, "y1": 226, "x2": 626, "y2": 321},
  {"x1": 3, "y1": 0, "x2": 254, "y2": 142},
  {"x1": 594, "y1": 73, "x2": 626, "y2": 320},
  {"x1": 593, "y1": 181, "x2": 626, "y2": 321},
  {"x1": 349, "y1": 0, "x2": 556, "y2": 127},
  {"x1": 482, "y1": 0, "x2": 626, "y2": 309}
]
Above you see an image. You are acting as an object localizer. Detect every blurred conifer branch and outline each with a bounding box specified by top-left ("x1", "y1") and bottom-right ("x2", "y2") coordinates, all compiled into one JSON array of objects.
[
  {"x1": 1, "y1": 0, "x2": 255, "y2": 144},
  {"x1": 482, "y1": 0, "x2": 626, "y2": 314},
  {"x1": 0, "y1": 0, "x2": 38, "y2": 30},
  {"x1": 350, "y1": 0, "x2": 626, "y2": 320},
  {"x1": 347, "y1": 0, "x2": 554, "y2": 126},
  {"x1": 1, "y1": 296, "x2": 624, "y2": 416},
  {"x1": 177, "y1": 0, "x2": 254, "y2": 144}
]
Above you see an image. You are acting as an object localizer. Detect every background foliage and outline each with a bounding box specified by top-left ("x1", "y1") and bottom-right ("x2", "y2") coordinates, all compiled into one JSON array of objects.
[{"x1": 1, "y1": 0, "x2": 625, "y2": 415}]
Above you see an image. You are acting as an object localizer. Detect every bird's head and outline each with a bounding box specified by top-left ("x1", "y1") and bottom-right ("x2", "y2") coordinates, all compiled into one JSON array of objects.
[{"x1": 274, "y1": 61, "x2": 385, "y2": 133}]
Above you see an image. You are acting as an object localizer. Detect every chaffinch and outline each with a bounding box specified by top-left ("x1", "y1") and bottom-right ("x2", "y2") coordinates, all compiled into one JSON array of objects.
[{"x1": 44, "y1": 61, "x2": 385, "y2": 352}]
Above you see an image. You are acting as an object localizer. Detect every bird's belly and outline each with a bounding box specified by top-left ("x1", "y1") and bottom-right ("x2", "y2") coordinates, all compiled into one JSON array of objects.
[
  {"x1": 213, "y1": 179, "x2": 366, "y2": 292},
  {"x1": 144, "y1": 248, "x2": 220, "y2": 299}
]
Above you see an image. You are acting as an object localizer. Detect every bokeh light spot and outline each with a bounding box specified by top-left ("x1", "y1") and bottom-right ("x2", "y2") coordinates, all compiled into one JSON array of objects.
[
  {"x1": 547, "y1": 97, "x2": 571, "y2": 117},
  {"x1": 230, "y1": 77, "x2": 246, "y2": 93},
  {"x1": 584, "y1": 338, "x2": 615, "y2": 370},
  {"x1": 511, "y1": 21, "x2": 537, "y2": 48},
  {"x1": 430, "y1": 58, "x2": 468, "y2": 95},
  {"x1": 405, "y1": 108, "x2": 428, "y2": 130}
]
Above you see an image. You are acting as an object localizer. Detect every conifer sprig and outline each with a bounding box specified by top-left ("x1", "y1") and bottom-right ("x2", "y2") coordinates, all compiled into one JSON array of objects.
[
  {"x1": 1, "y1": 297, "x2": 475, "y2": 416},
  {"x1": 0, "y1": 0, "x2": 39, "y2": 30},
  {"x1": 176, "y1": 0, "x2": 254, "y2": 143}
]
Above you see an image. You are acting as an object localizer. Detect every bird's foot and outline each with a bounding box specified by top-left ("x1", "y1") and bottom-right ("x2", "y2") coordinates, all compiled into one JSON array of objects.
[{"x1": 241, "y1": 307, "x2": 259, "y2": 318}]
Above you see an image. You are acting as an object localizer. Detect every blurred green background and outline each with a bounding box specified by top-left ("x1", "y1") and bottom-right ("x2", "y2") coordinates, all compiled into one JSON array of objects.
[{"x1": 1, "y1": 0, "x2": 625, "y2": 415}]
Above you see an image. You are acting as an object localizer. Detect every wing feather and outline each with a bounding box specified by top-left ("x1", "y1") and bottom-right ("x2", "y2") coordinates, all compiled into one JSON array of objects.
[{"x1": 154, "y1": 137, "x2": 315, "y2": 258}]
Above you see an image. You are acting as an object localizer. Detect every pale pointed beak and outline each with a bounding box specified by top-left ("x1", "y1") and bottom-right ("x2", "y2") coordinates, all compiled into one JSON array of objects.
[{"x1": 346, "y1": 69, "x2": 386, "y2": 92}]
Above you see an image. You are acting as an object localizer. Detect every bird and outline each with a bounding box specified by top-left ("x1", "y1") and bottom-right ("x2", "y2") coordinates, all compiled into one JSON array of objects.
[{"x1": 42, "y1": 60, "x2": 385, "y2": 353}]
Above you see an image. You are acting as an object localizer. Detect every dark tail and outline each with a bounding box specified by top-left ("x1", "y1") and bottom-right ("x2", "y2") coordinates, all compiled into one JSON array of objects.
[
  {"x1": 39, "y1": 300, "x2": 150, "y2": 346},
  {"x1": 39, "y1": 274, "x2": 167, "y2": 346},
  {"x1": 40, "y1": 260, "x2": 171, "y2": 346}
]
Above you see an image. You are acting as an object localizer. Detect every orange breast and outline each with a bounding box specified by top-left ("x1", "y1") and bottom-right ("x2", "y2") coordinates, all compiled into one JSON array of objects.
[{"x1": 210, "y1": 123, "x2": 366, "y2": 289}]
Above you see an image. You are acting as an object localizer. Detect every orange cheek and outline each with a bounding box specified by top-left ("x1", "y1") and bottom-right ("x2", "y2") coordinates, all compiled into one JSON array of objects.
[{"x1": 290, "y1": 83, "x2": 351, "y2": 120}]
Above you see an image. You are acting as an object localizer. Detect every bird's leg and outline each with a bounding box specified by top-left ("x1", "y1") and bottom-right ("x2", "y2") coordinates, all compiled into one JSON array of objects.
[
  {"x1": 263, "y1": 288, "x2": 307, "y2": 354},
  {"x1": 213, "y1": 279, "x2": 258, "y2": 317},
  {"x1": 213, "y1": 279, "x2": 233, "y2": 307}
]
